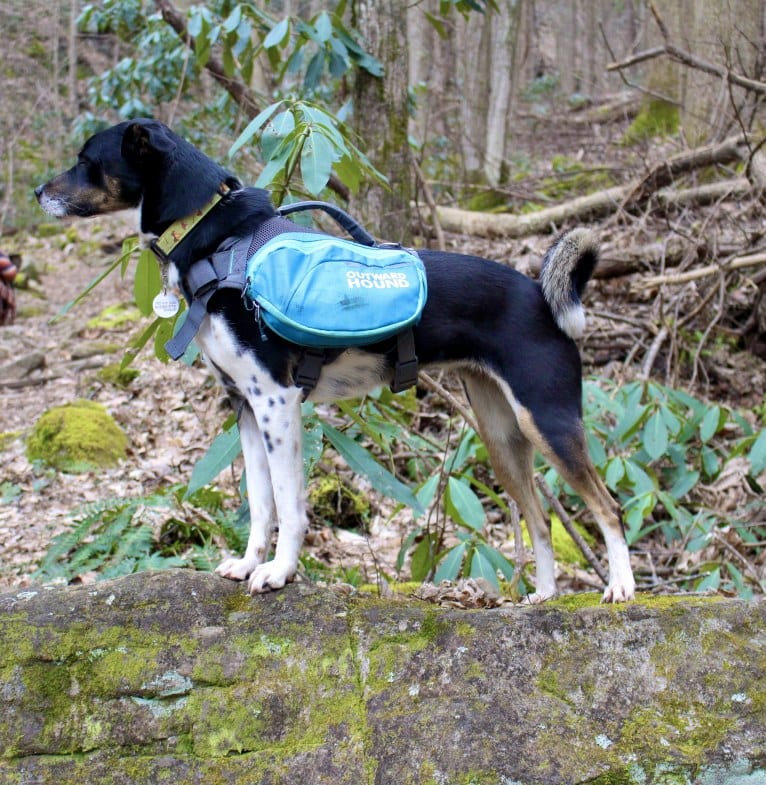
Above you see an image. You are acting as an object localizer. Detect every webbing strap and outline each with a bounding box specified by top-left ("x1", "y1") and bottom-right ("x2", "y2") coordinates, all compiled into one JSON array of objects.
[
  {"x1": 164, "y1": 251, "x2": 246, "y2": 360},
  {"x1": 295, "y1": 329, "x2": 419, "y2": 399},
  {"x1": 165, "y1": 298, "x2": 210, "y2": 360},
  {"x1": 392, "y1": 329, "x2": 419, "y2": 393}
]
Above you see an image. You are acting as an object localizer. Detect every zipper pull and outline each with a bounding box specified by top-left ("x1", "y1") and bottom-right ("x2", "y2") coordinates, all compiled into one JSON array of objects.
[{"x1": 254, "y1": 302, "x2": 269, "y2": 342}]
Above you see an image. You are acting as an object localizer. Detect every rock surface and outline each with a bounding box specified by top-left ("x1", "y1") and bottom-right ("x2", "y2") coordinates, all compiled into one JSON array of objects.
[{"x1": 0, "y1": 571, "x2": 764, "y2": 785}]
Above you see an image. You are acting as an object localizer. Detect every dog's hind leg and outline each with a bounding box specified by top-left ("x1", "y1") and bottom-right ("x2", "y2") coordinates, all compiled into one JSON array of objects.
[
  {"x1": 510, "y1": 395, "x2": 636, "y2": 603},
  {"x1": 215, "y1": 403, "x2": 277, "y2": 582},
  {"x1": 543, "y1": 435, "x2": 635, "y2": 602},
  {"x1": 462, "y1": 371, "x2": 558, "y2": 602}
]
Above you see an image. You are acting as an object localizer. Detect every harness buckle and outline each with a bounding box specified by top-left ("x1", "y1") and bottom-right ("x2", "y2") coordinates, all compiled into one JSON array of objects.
[
  {"x1": 149, "y1": 238, "x2": 169, "y2": 263},
  {"x1": 295, "y1": 349, "x2": 325, "y2": 396}
]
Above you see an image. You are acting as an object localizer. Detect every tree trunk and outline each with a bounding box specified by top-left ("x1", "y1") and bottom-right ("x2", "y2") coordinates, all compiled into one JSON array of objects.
[
  {"x1": 484, "y1": 0, "x2": 521, "y2": 185},
  {"x1": 350, "y1": 0, "x2": 412, "y2": 244}
]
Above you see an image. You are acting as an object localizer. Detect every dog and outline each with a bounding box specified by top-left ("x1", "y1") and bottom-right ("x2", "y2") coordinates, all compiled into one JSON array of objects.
[{"x1": 35, "y1": 118, "x2": 636, "y2": 603}]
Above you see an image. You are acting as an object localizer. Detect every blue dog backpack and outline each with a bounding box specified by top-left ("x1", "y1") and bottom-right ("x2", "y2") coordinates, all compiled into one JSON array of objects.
[
  {"x1": 164, "y1": 196, "x2": 426, "y2": 393},
  {"x1": 244, "y1": 231, "x2": 427, "y2": 348}
]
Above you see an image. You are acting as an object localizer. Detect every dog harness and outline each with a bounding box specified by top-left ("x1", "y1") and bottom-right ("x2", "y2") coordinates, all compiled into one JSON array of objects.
[{"x1": 152, "y1": 194, "x2": 424, "y2": 395}]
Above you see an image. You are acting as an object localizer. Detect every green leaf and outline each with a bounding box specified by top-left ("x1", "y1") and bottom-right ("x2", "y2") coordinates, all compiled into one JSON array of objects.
[
  {"x1": 624, "y1": 459, "x2": 656, "y2": 496},
  {"x1": 410, "y1": 534, "x2": 436, "y2": 581},
  {"x1": 228, "y1": 100, "x2": 284, "y2": 158},
  {"x1": 604, "y1": 457, "x2": 625, "y2": 490},
  {"x1": 748, "y1": 428, "x2": 766, "y2": 475},
  {"x1": 300, "y1": 129, "x2": 335, "y2": 195},
  {"x1": 468, "y1": 548, "x2": 499, "y2": 588},
  {"x1": 133, "y1": 249, "x2": 161, "y2": 316},
  {"x1": 261, "y1": 110, "x2": 296, "y2": 160},
  {"x1": 445, "y1": 476, "x2": 485, "y2": 531},
  {"x1": 301, "y1": 413, "x2": 324, "y2": 480},
  {"x1": 153, "y1": 316, "x2": 176, "y2": 363},
  {"x1": 416, "y1": 473, "x2": 441, "y2": 509},
  {"x1": 321, "y1": 423, "x2": 424, "y2": 516},
  {"x1": 424, "y1": 11, "x2": 448, "y2": 38},
  {"x1": 668, "y1": 468, "x2": 699, "y2": 500},
  {"x1": 701, "y1": 445, "x2": 720, "y2": 478},
  {"x1": 304, "y1": 50, "x2": 325, "y2": 89},
  {"x1": 314, "y1": 11, "x2": 333, "y2": 42},
  {"x1": 185, "y1": 425, "x2": 242, "y2": 499},
  {"x1": 263, "y1": 17, "x2": 289, "y2": 49},
  {"x1": 699, "y1": 405, "x2": 723, "y2": 443},
  {"x1": 643, "y1": 410, "x2": 669, "y2": 461},
  {"x1": 222, "y1": 5, "x2": 242, "y2": 34},
  {"x1": 695, "y1": 565, "x2": 720, "y2": 592},
  {"x1": 433, "y1": 542, "x2": 467, "y2": 583},
  {"x1": 476, "y1": 542, "x2": 515, "y2": 581}
]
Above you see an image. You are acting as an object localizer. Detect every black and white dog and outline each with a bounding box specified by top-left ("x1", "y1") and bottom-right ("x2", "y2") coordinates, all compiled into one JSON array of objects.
[{"x1": 35, "y1": 119, "x2": 635, "y2": 602}]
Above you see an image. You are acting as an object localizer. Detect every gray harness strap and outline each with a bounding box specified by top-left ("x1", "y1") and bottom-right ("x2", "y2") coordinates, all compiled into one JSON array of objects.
[{"x1": 165, "y1": 216, "x2": 310, "y2": 360}]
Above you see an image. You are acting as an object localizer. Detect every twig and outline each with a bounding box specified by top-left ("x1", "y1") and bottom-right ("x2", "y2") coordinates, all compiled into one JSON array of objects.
[
  {"x1": 534, "y1": 475, "x2": 609, "y2": 586},
  {"x1": 419, "y1": 372, "x2": 478, "y2": 432},
  {"x1": 638, "y1": 252, "x2": 766, "y2": 287},
  {"x1": 640, "y1": 325, "x2": 669, "y2": 380},
  {"x1": 606, "y1": 3, "x2": 766, "y2": 97},
  {"x1": 0, "y1": 374, "x2": 62, "y2": 389}
]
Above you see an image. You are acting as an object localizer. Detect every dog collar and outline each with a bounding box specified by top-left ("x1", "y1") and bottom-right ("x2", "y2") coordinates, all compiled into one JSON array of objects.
[{"x1": 149, "y1": 184, "x2": 230, "y2": 261}]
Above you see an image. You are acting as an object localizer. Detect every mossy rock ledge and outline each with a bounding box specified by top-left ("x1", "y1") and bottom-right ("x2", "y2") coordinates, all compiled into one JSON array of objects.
[{"x1": 0, "y1": 572, "x2": 764, "y2": 785}]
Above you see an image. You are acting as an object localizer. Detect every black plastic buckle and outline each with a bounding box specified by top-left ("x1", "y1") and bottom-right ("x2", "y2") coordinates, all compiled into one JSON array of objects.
[
  {"x1": 392, "y1": 329, "x2": 419, "y2": 393},
  {"x1": 149, "y1": 238, "x2": 169, "y2": 263},
  {"x1": 295, "y1": 349, "x2": 326, "y2": 396}
]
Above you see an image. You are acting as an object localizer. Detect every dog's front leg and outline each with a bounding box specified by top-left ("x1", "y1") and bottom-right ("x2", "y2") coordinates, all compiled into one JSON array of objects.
[
  {"x1": 215, "y1": 404, "x2": 276, "y2": 582},
  {"x1": 243, "y1": 386, "x2": 308, "y2": 594}
]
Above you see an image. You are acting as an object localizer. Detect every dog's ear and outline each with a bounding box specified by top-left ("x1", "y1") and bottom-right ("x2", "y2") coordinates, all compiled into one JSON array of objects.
[{"x1": 121, "y1": 120, "x2": 176, "y2": 163}]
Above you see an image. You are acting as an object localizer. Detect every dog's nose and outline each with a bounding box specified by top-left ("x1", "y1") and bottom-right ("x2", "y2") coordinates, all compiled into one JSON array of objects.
[{"x1": 34, "y1": 185, "x2": 44, "y2": 200}]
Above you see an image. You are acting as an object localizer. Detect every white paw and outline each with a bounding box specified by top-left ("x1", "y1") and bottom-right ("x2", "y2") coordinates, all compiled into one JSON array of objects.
[
  {"x1": 215, "y1": 555, "x2": 261, "y2": 582},
  {"x1": 247, "y1": 559, "x2": 297, "y2": 594},
  {"x1": 521, "y1": 591, "x2": 557, "y2": 605},
  {"x1": 601, "y1": 580, "x2": 636, "y2": 603}
]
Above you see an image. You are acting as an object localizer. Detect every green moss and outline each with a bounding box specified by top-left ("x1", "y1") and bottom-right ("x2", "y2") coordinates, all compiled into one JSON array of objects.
[
  {"x1": 0, "y1": 430, "x2": 21, "y2": 450},
  {"x1": 522, "y1": 514, "x2": 596, "y2": 568},
  {"x1": 308, "y1": 475, "x2": 370, "y2": 528},
  {"x1": 86, "y1": 303, "x2": 143, "y2": 331},
  {"x1": 622, "y1": 99, "x2": 679, "y2": 144},
  {"x1": 96, "y1": 363, "x2": 140, "y2": 389},
  {"x1": 26, "y1": 399, "x2": 128, "y2": 472},
  {"x1": 36, "y1": 222, "x2": 66, "y2": 238}
]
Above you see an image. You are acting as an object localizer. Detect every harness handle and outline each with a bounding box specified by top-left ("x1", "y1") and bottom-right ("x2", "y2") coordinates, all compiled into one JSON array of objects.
[{"x1": 277, "y1": 201, "x2": 376, "y2": 247}]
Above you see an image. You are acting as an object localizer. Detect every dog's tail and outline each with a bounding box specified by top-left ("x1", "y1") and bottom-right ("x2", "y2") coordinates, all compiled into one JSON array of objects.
[{"x1": 539, "y1": 228, "x2": 599, "y2": 339}]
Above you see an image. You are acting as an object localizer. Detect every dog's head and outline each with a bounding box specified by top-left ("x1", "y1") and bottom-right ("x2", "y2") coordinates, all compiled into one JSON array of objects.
[
  {"x1": 35, "y1": 119, "x2": 241, "y2": 226},
  {"x1": 35, "y1": 121, "x2": 152, "y2": 219}
]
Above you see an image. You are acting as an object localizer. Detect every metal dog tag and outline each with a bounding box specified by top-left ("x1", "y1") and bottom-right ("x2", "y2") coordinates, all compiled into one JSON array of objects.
[{"x1": 153, "y1": 291, "x2": 180, "y2": 318}]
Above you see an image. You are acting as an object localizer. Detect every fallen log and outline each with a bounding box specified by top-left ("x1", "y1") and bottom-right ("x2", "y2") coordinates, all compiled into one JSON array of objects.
[{"x1": 435, "y1": 136, "x2": 751, "y2": 239}]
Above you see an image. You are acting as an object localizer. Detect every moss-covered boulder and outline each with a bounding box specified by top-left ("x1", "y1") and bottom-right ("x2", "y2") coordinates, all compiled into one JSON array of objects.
[
  {"x1": 26, "y1": 399, "x2": 128, "y2": 472},
  {"x1": 0, "y1": 572, "x2": 764, "y2": 784}
]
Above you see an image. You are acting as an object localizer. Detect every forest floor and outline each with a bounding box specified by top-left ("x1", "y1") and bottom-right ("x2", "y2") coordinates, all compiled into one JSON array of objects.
[{"x1": 1, "y1": 116, "x2": 765, "y2": 597}]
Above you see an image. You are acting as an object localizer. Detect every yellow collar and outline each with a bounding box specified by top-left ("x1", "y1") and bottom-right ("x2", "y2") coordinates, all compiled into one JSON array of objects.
[{"x1": 149, "y1": 185, "x2": 230, "y2": 260}]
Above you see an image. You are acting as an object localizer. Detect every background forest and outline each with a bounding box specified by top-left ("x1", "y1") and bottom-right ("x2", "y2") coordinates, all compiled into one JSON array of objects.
[{"x1": 1, "y1": 0, "x2": 765, "y2": 601}]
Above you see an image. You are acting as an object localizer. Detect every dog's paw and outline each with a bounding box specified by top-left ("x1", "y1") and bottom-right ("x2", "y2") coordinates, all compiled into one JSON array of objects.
[
  {"x1": 521, "y1": 591, "x2": 557, "y2": 605},
  {"x1": 601, "y1": 581, "x2": 636, "y2": 603},
  {"x1": 215, "y1": 555, "x2": 261, "y2": 582},
  {"x1": 247, "y1": 559, "x2": 296, "y2": 594}
]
